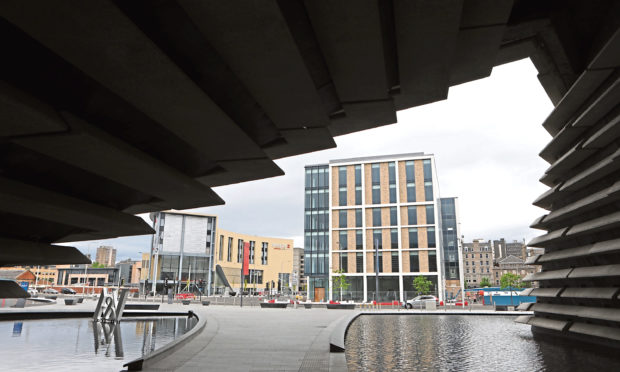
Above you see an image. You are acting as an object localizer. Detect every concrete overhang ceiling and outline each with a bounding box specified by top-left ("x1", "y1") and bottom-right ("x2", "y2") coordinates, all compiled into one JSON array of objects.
[{"x1": 0, "y1": 0, "x2": 616, "y2": 265}]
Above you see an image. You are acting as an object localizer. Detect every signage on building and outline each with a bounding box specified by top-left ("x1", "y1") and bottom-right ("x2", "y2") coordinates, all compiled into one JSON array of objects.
[
  {"x1": 273, "y1": 243, "x2": 291, "y2": 250},
  {"x1": 243, "y1": 242, "x2": 250, "y2": 276},
  {"x1": 19, "y1": 281, "x2": 29, "y2": 291}
]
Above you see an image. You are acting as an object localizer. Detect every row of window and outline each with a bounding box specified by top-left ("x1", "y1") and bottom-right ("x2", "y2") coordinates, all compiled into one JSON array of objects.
[
  {"x1": 466, "y1": 267, "x2": 490, "y2": 274},
  {"x1": 465, "y1": 253, "x2": 490, "y2": 258},
  {"x1": 465, "y1": 261, "x2": 490, "y2": 266},
  {"x1": 335, "y1": 160, "x2": 434, "y2": 206},
  {"x1": 218, "y1": 236, "x2": 269, "y2": 266},
  {"x1": 335, "y1": 227, "x2": 436, "y2": 249},
  {"x1": 334, "y1": 205, "x2": 435, "y2": 229},
  {"x1": 337, "y1": 251, "x2": 438, "y2": 273}
]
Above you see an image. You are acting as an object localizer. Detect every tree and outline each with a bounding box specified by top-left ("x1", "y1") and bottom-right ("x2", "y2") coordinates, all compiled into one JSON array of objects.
[
  {"x1": 91, "y1": 261, "x2": 105, "y2": 268},
  {"x1": 500, "y1": 273, "x2": 522, "y2": 305},
  {"x1": 480, "y1": 277, "x2": 492, "y2": 287},
  {"x1": 332, "y1": 270, "x2": 350, "y2": 301},
  {"x1": 413, "y1": 276, "x2": 432, "y2": 295}
]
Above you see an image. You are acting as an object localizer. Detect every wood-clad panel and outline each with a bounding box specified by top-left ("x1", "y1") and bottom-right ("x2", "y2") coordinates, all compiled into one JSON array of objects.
[
  {"x1": 419, "y1": 250, "x2": 429, "y2": 272},
  {"x1": 415, "y1": 160, "x2": 425, "y2": 202},
  {"x1": 347, "y1": 165, "x2": 356, "y2": 205}
]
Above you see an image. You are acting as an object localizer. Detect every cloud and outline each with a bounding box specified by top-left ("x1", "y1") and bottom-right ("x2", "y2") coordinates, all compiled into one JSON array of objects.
[{"x1": 64, "y1": 58, "x2": 554, "y2": 260}]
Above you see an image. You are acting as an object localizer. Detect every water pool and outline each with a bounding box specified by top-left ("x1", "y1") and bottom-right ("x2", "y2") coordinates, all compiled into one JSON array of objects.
[
  {"x1": 345, "y1": 315, "x2": 620, "y2": 371},
  {"x1": 0, "y1": 316, "x2": 197, "y2": 371}
]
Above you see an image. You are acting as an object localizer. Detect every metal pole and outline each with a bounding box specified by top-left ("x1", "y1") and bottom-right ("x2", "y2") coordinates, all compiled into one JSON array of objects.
[{"x1": 375, "y1": 239, "x2": 379, "y2": 302}]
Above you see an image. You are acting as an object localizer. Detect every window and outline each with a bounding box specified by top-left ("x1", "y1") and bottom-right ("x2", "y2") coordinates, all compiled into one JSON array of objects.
[
  {"x1": 427, "y1": 228, "x2": 436, "y2": 248},
  {"x1": 237, "y1": 239, "x2": 244, "y2": 263},
  {"x1": 261, "y1": 242, "x2": 268, "y2": 265},
  {"x1": 355, "y1": 186, "x2": 362, "y2": 205},
  {"x1": 356, "y1": 230, "x2": 363, "y2": 250},
  {"x1": 227, "y1": 237, "x2": 233, "y2": 262},
  {"x1": 480, "y1": 261, "x2": 483, "y2": 266},
  {"x1": 356, "y1": 253, "x2": 363, "y2": 273},
  {"x1": 339, "y1": 210, "x2": 347, "y2": 228},
  {"x1": 410, "y1": 252, "x2": 419, "y2": 272},
  {"x1": 338, "y1": 166, "x2": 347, "y2": 186},
  {"x1": 372, "y1": 185, "x2": 380, "y2": 204},
  {"x1": 480, "y1": 254, "x2": 483, "y2": 258},
  {"x1": 486, "y1": 261, "x2": 489, "y2": 266},
  {"x1": 409, "y1": 228, "x2": 418, "y2": 248},
  {"x1": 405, "y1": 161, "x2": 415, "y2": 202},
  {"x1": 424, "y1": 181, "x2": 433, "y2": 201},
  {"x1": 373, "y1": 230, "x2": 382, "y2": 249},
  {"x1": 339, "y1": 187, "x2": 347, "y2": 206},
  {"x1": 388, "y1": 162, "x2": 396, "y2": 203},
  {"x1": 248, "y1": 269, "x2": 263, "y2": 284},
  {"x1": 391, "y1": 252, "x2": 399, "y2": 273},
  {"x1": 374, "y1": 253, "x2": 383, "y2": 273},
  {"x1": 425, "y1": 205, "x2": 435, "y2": 224},
  {"x1": 371, "y1": 164, "x2": 380, "y2": 184},
  {"x1": 423, "y1": 159, "x2": 432, "y2": 181},
  {"x1": 219, "y1": 235, "x2": 224, "y2": 261},
  {"x1": 340, "y1": 253, "x2": 348, "y2": 272},
  {"x1": 339, "y1": 231, "x2": 348, "y2": 250},
  {"x1": 249, "y1": 241, "x2": 255, "y2": 264},
  {"x1": 372, "y1": 208, "x2": 381, "y2": 226},
  {"x1": 408, "y1": 206, "x2": 417, "y2": 225},
  {"x1": 355, "y1": 165, "x2": 362, "y2": 186},
  {"x1": 428, "y1": 251, "x2": 437, "y2": 272},
  {"x1": 465, "y1": 261, "x2": 469, "y2": 266},
  {"x1": 390, "y1": 207, "x2": 397, "y2": 226},
  {"x1": 371, "y1": 164, "x2": 381, "y2": 204},
  {"x1": 391, "y1": 229, "x2": 398, "y2": 248},
  {"x1": 355, "y1": 209, "x2": 362, "y2": 227},
  {"x1": 486, "y1": 254, "x2": 489, "y2": 258}
]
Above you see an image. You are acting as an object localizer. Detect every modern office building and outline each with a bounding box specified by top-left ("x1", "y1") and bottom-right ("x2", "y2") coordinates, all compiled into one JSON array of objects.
[
  {"x1": 305, "y1": 153, "x2": 457, "y2": 303},
  {"x1": 212, "y1": 230, "x2": 294, "y2": 294},
  {"x1": 147, "y1": 210, "x2": 217, "y2": 295},
  {"x1": 439, "y1": 197, "x2": 463, "y2": 300},
  {"x1": 463, "y1": 239, "x2": 495, "y2": 288},
  {"x1": 96, "y1": 246, "x2": 117, "y2": 267},
  {"x1": 303, "y1": 164, "x2": 330, "y2": 301}
]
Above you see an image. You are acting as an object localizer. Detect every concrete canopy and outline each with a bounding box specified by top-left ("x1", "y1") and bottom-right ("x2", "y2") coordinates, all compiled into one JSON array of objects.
[{"x1": 1, "y1": 2, "x2": 619, "y2": 342}]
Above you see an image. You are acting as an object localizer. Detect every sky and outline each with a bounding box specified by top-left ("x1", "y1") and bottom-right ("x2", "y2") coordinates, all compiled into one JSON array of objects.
[{"x1": 68, "y1": 59, "x2": 554, "y2": 262}]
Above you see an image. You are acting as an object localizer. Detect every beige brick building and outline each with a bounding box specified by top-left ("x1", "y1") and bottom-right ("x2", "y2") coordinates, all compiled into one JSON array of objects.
[{"x1": 463, "y1": 239, "x2": 494, "y2": 288}]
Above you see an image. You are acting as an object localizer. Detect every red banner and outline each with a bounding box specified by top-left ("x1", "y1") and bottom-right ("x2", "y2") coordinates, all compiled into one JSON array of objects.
[{"x1": 243, "y1": 242, "x2": 250, "y2": 276}]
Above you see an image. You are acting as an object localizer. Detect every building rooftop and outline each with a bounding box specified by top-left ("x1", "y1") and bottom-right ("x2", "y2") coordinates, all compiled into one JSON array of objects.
[{"x1": 329, "y1": 152, "x2": 429, "y2": 164}]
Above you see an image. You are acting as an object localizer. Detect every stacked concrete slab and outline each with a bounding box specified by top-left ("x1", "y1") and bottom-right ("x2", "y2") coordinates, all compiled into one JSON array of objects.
[
  {"x1": 1, "y1": 1, "x2": 619, "y2": 347},
  {"x1": 519, "y1": 22, "x2": 620, "y2": 347}
]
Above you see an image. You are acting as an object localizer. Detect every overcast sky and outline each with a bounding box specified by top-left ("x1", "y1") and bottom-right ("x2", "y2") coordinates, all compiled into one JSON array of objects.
[{"x1": 69, "y1": 59, "x2": 553, "y2": 261}]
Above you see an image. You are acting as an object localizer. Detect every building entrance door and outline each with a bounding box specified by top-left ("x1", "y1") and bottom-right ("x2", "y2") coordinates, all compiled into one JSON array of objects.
[{"x1": 314, "y1": 287, "x2": 325, "y2": 302}]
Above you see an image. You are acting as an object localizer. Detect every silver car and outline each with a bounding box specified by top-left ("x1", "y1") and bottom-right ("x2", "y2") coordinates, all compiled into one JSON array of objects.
[{"x1": 405, "y1": 295, "x2": 438, "y2": 309}]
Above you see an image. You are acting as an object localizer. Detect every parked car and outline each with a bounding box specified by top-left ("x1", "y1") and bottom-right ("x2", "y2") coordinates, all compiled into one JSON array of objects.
[
  {"x1": 27, "y1": 288, "x2": 38, "y2": 297},
  {"x1": 404, "y1": 295, "x2": 438, "y2": 309},
  {"x1": 42, "y1": 288, "x2": 59, "y2": 294},
  {"x1": 61, "y1": 288, "x2": 77, "y2": 294}
]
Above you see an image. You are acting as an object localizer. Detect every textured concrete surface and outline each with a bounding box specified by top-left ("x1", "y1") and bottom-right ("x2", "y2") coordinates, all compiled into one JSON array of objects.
[{"x1": 145, "y1": 305, "x2": 354, "y2": 372}]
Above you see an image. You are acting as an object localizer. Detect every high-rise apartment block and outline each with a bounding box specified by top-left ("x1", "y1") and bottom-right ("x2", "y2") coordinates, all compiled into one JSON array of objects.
[
  {"x1": 304, "y1": 153, "x2": 461, "y2": 302},
  {"x1": 96, "y1": 245, "x2": 117, "y2": 267}
]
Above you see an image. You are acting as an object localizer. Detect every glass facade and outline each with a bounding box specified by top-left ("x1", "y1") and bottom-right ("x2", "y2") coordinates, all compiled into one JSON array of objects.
[
  {"x1": 304, "y1": 165, "x2": 329, "y2": 300},
  {"x1": 149, "y1": 211, "x2": 216, "y2": 295},
  {"x1": 440, "y1": 198, "x2": 460, "y2": 280}
]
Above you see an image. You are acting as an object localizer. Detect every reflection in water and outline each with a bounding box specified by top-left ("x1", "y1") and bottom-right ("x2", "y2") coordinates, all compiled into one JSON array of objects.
[
  {"x1": 346, "y1": 315, "x2": 620, "y2": 372},
  {"x1": 0, "y1": 317, "x2": 197, "y2": 371},
  {"x1": 12, "y1": 322, "x2": 22, "y2": 337}
]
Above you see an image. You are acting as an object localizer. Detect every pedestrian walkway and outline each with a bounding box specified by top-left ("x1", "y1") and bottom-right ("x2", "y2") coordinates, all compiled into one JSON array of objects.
[{"x1": 145, "y1": 305, "x2": 353, "y2": 372}]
